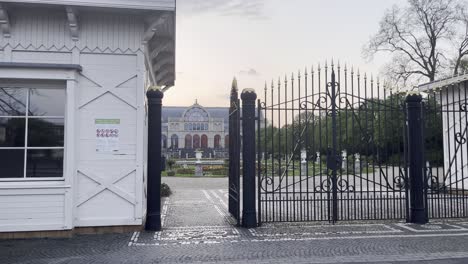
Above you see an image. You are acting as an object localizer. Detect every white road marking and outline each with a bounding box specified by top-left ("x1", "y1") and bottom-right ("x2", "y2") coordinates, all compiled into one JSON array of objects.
[
  {"x1": 130, "y1": 231, "x2": 468, "y2": 247},
  {"x1": 161, "y1": 198, "x2": 170, "y2": 228},
  {"x1": 211, "y1": 190, "x2": 229, "y2": 210},
  {"x1": 213, "y1": 204, "x2": 226, "y2": 217},
  {"x1": 395, "y1": 222, "x2": 468, "y2": 232},
  {"x1": 202, "y1": 190, "x2": 214, "y2": 203}
]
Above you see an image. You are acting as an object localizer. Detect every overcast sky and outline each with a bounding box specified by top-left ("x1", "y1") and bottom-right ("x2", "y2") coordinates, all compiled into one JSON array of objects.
[{"x1": 163, "y1": 0, "x2": 408, "y2": 107}]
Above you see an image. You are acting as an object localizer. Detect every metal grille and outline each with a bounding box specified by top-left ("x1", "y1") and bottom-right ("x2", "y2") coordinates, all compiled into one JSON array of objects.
[{"x1": 257, "y1": 63, "x2": 409, "y2": 223}]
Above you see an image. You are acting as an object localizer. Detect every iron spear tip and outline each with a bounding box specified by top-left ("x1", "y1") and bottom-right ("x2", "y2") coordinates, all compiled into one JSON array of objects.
[{"x1": 231, "y1": 77, "x2": 238, "y2": 91}]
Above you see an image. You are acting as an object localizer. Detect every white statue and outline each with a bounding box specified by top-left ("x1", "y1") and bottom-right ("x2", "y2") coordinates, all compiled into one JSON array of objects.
[
  {"x1": 355, "y1": 153, "x2": 361, "y2": 173},
  {"x1": 301, "y1": 149, "x2": 307, "y2": 163},
  {"x1": 316, "y1": 152, "x2": 321, "y2": 164},
  {"x1": 342, "y1": 150, "x2": 347, "y2": 170}
]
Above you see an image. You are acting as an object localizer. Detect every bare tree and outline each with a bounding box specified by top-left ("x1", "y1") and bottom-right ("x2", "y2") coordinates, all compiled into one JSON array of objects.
[
  {"x1": 364, "y1": 0, "x2": 468, "y2": 87},
  {"x1": 453, "y1": 8, "x2": 468, "y2": 74}
]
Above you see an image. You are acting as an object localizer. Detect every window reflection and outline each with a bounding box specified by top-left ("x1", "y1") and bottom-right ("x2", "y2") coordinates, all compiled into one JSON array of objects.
[
  {"x1": 26, "y1": 149, "x2": 63, "y2": 178},
  {"x1": 29, "y1": 89, "x2": 66, "y2": 116},
  {"x1": 28, "y1": 118, "x2": 64, "y2": 147},
  {"x1": 0, "y1": 88, "x2": 27, "y2": 116},
  {"x1": 0, "y1": 86, "x2": 65, "y2": 178},
  {"x1": 0, "y1": 149, "x2": 25, "y2": 178},
  {"x1": 0, "y1": 118, "x2": 25, "y2": 147}
]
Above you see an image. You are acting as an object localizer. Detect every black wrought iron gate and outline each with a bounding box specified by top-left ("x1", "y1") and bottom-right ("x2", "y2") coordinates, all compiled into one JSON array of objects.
[
  {"x1": 229, "y1": 80, "x2": 241, "y2": 226},
  {"x1": 257, "y1": 64, "x2": 409, "y2": 223}
]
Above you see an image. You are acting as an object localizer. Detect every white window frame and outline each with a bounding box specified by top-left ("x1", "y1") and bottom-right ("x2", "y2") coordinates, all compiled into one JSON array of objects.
[{"x1": 0, "y1": 67, "x2": 77, "y2": 184}]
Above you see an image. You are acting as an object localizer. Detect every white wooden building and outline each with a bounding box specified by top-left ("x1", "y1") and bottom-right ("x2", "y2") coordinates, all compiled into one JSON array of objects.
[
  {"x1": 0, "y1": 0, "x2": 175, "y2": 234},
  {"x1": 419, "y1": 74, "x2": 468, "y2": 190}
]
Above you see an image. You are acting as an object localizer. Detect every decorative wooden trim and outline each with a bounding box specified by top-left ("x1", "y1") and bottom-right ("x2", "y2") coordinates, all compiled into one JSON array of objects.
[
  {"x1": 0, "y1": 62, "x2": 82, "y2": 71},
  {"x1": 419, "y1": 74, "x2": 468, "y2": 92},
  {"x1": 1, "y1": 44, "x2": 142, "y2": 55},
  {"x1": 0, "y1": 4, "x2": 11, "y2": 38},
  {"x1": 152, "y1": 54, "x2": 173, "y2": 71},
  {"x1": 0, "y1": 0, "x2": 176, "y2": 11},
  {"x1": 142, "y1": 14, "x2": 171, "y2": 44},
  {"x1": 65, "y1": 6, "x2": 79, "y2": 41},
  {"x1": 155, "y1": 64, "x2": 174, "y2": 82}
]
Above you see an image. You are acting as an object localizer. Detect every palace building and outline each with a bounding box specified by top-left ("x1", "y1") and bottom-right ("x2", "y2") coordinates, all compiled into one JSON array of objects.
[{"x1": 162, "y1": 101, "x2": 229, "y2": 159}]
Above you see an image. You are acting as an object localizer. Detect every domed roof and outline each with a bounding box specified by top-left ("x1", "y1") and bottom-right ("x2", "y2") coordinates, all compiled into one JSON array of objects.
[{"x1": 182, "y1": 100, "x2": 210, "y2": 122}]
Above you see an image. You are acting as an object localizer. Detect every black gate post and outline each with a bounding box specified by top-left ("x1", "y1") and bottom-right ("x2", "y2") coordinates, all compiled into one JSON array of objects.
[
  {"x1": 241, "y1": 88, "x2": 257, "y2": 228},
  {"x1": 146, "y1": 88, "x2": 164, "y2": 231},
  {"x1": 229, "y1": 79, "x2": 241, "y2": 226},
  {"x1": 406, "y1": 93, "x2": 428, "y2": 224}
]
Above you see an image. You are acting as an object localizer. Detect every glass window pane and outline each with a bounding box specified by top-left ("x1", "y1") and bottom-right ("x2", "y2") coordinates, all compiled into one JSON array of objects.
[
  {"x1": 29, "y1": 89, "x2": 65, "y2": 116},
  {"x1": 28, "y1": 118, "x2": 64, "y2": 147},
  {"x1": 0, "y1": 149, "x2": 25, "y2": 178},
  {"x1": 0, "y1": 88, "x2": 27, "y2": 116},
  {"x1": 26, "y1": 149, "x2": 63, "y2": 178},
  {"x1": 0, "y1": 118, "x2": 25, "y2": 147}
]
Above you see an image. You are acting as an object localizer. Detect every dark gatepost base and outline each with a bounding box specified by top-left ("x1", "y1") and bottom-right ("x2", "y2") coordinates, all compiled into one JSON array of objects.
[
  {"x1": 406, "y1": 93, "x2": 428, "y2": 225},
  {"x1": 146, "y1": 88, "x2": 164, "y2": 231},
  {"x1": 241, "y1": 88, "x2": 258, "y2": 228}
]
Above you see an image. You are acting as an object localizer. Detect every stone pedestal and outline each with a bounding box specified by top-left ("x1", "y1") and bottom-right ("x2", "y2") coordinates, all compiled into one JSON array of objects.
[
  {"x1": 195, "y1": 164, "x2": 203, "y2": 177},
  {"x1": 301, "y1": 149, "x2": 307, "y2": 177},
  {"x1": 355, "y1": 154, "x2": 361, "y2": 173},
  {"x1": 195, "y1": 150, "x2": 203, "y2": 177},
  {"x1": 301, "y1": 162, "x2": 307, "y2": 177}
]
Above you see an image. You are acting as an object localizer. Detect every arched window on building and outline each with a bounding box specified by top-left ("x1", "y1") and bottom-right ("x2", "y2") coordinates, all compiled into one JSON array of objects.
[
  {"x1": 225, "y1": 135, "x2": 229, "y2": 149},
  {"x1": 214, "y1": 135, "x2": 221, "y2": 149},
  {"x1": 185, "y1": 135, "x2": 192, "y2": 149},
  {"x1": 162, "y1": 135, "x2": 167, "y2": 149},
  {"x1": 183, "y1": 105, "x2": 209, "y2": 135},
  {"x1": 193, "y1": 134, "x2": 200, "y2": 149},
  {"x1": 201, "y1": 135, "x2": 208, "y2": 148},
  {"x1": 171, "y1": 134, "x2": 179, "y2": 149}
]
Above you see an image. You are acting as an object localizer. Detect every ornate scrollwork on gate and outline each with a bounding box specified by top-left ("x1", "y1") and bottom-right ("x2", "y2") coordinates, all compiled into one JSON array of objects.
[
  {"x1": 257, "y1": 66, "x2": 411, "y2": 223},
  {"x1": 314, "y1": 172, "x2": 356, "y2": 193},
  {"x1": 460, "y1": 102, "x2": 468, "y2": 112},
  {"x1": 455, "y1": 132, "x2": 467, "y2": 144}
]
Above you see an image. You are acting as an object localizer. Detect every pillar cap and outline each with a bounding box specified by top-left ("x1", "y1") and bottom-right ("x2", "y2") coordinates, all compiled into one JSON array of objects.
[
  {"x1": 406, "y1": 90, "x2": 422, "y2": 102},
  {"x1": 147, "y1": 86, "x2": 164, "y2": 99},
  {"x1": 241, "y1": 88, "x2": 257, "y2": 100}
]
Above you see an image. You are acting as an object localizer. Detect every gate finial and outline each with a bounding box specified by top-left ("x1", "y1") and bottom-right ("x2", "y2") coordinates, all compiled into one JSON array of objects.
[{"x1": 231, "y1": 77, "x2": 238, "y2": 92}]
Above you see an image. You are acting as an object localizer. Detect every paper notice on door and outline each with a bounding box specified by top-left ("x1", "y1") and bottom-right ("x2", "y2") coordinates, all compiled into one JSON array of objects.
[{"x1": 95, "y1": 119, "x2": 120, "y2": 153}]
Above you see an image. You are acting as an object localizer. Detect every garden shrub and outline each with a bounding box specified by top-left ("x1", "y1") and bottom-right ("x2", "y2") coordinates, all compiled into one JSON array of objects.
[{"x1": 161, "y1": 183, "x2": 172, "y2": 197}]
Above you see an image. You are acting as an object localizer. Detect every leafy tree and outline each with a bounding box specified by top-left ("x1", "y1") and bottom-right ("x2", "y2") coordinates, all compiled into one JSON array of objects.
[{"x1": 258, "y1": 93, "x2": 443, "y2": 166}]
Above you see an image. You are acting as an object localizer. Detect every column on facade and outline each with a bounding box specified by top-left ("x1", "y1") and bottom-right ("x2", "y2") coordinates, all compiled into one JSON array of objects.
[{"x1": 207, "y1": 133, "x2": 215, "y2": 148}]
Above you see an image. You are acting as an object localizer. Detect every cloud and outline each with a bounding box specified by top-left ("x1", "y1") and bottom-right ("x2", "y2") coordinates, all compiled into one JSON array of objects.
[
  {"x1": 178, "y1": 0, "x2": 267, "y2": 19},
  {"x1": 239, "y1": 68, "x2": 260, "y2": 76}
]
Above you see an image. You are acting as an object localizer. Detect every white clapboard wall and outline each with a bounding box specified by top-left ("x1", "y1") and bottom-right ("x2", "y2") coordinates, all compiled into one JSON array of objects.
[
  {"x1": 0, "y1": 6, "x2": 148, "y2": 232},
  {"x1": 441, "y1": 87, "x2": 468, "y2": 190}
]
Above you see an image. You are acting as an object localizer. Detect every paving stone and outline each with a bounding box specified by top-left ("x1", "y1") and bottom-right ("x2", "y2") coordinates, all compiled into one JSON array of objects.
[{"x1": 3, "y1": 177, "x2": 468, "y2": 264}]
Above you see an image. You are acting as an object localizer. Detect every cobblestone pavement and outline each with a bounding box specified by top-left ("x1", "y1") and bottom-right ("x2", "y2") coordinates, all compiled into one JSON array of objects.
[{"x1": 3, "y1": 177, "x2": 468, "y2": 264}]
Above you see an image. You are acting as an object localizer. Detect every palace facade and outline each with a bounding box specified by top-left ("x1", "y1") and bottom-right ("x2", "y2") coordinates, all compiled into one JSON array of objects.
[{"x1": 162, "y1": 101, "x2": 229, "y2": 159}]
